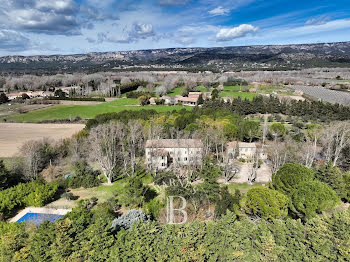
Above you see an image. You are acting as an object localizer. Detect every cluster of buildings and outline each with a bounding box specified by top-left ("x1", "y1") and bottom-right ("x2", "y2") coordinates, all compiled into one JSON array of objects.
[
  {"x1": 145, "y1": 139, "x2": 267, "y2": 170},
  {"x1": 6, "y1": 91, "x2": 54, "y2": 100},
  {"x1": 150, "y1": 92, "x2": 211, "y2": 107}
]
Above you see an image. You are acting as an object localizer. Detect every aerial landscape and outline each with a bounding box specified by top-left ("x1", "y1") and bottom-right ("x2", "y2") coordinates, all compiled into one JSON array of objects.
[{"x1": 1, "y1": 0, "x2": 350, "y2": 261}]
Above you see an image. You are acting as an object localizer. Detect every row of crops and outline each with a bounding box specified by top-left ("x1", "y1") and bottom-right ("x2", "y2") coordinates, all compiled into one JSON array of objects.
[{"x1": 290, "y1": 86, "x2": 350, "y2": 106}]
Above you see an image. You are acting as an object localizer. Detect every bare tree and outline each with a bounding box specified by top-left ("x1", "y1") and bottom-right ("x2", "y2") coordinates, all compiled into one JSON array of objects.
[
  {"x1": 303, "y1": 124, "x2": 322, "y2": 167},
  {"x1": 21, "y1": 140, "x2": 41, "y2": 180},
  {"x1": 127, "y1": 120, "x2": 144, "y2": 175},
  {"x1": 321, "y1": 121, "x2": 350, "y2": 166},
  {"x1": 90, "y1": 122, "x2": 124, "y2": 184}
]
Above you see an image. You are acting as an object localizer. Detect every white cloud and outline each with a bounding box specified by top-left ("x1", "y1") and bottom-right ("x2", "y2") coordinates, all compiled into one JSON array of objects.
[
  {"x1": 216, "y1": 24, "x2": 258, "y2": 41},
  {"x1": 90, "y1": 22, "x2": 155, "y2": 44},
  {"x1": 305, "y1": 15, "x2": 331, "y2": 25},
  {"x1": 208, "y1": 6, "x2": 230, "y2": 16},
  {"x1": 287, "y1": 18, "x2": 350, "y2": 36},
  {"x1": 0, "y1": 30, "x2": 31, "y2": 51},
  {"x1": 133, "y1": 23, "x2": 154, "y2": 36},
  {"x1": 0, "y1": 0, "x2": 80, "y2": 35},
  {"x1": 158, "y1": 0, "x2": 189, "y2": 6}
]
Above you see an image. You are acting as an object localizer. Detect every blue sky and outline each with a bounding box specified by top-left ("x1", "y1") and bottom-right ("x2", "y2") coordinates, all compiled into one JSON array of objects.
[{"x1": 0, "y1": 0, "x2": 350, "y2": 56}]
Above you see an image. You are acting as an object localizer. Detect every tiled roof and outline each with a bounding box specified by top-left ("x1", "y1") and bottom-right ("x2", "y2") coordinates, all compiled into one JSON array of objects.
[
  {"x1": 175, "y1": 96, "x2": 198, "y2": 103},
  {"x1": 146, "y1": 139, "x2": 203, "y2": 148},
  {"x1": 226, "y1": 141, "x2": 256, "y2": 148}
]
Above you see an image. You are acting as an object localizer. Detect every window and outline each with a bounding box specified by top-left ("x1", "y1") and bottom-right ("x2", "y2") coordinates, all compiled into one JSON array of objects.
[
  {"x1": 148, "y1": 152, "x2": 151, "y2": 155},
  {"x1": 184, "y1": 157, "x2": 188, "y2": 161},
  {"x1": 178, "y1": 157, "x2": 180, "y2": 161},
  {"x1": 161, "y1": 163, "x2": 165, "y2": 167},
  {"x1": 161, "y1": 156, "x2": 164, "y2": 159},
  {"x1": 147, "y1": 158, "x2": 151, "y2": 162}
]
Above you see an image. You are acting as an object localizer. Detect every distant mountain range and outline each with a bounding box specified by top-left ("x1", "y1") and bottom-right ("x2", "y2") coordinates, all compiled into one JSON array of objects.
[{"x1": 1, "y1": 42, "x2": 350, "y2": 73}]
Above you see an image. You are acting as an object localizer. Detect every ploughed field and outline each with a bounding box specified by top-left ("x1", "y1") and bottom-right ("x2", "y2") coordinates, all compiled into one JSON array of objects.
[{"x1": 0, "y1": 123, "x2": 84, "y2": 157}]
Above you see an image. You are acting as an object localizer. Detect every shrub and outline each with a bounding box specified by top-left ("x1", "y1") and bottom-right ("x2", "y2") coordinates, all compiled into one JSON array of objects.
[
  {"x1": 119, "y1": 176, "x2": 147, "y2": 208},
  {"x1": 0, "y1": 160, "x2": 9, "y2": 190},
  {"x1": 65, "y1": 161, "x2": 101, "y2": 189},
  {"x1": 214, "y1": 187, "x2": 240, "y2": 219},
  {"x1": 126, "y1": 91, "x2": 155, "y2": 98},
  {"x1": 272, "y1": 163, "x2": 314, "y2": 195},
  {"x1": 144, "y1": 198, "x2": 164, "y2": 219},
  {"x1": 48, "y1": 97, "x2": 105, "y2": 102},
  {"x1": 110, "y1": 209, "x2": 150, "y2": 232},
  {"x1": 62, "y1": 192, "x2": 74, "y2": 201},
  {"x1": 0, "y1": 180, "x2": 58, "y2": 219},
  {"x1": 315, "y1": 163, "x2": 346, "y2": 199},
  {"x1": 0, "y1": 93, "x2": 9, "y2": 104},
  {"x1": 343, "y1": 173, "x2": 350, "y2": 202},
  {"x1": 289, "y1": 180, "x2": 340, "y2": 220},
  {"x1": 243, "y1": 187, "x2": 289, "y2": 220}
]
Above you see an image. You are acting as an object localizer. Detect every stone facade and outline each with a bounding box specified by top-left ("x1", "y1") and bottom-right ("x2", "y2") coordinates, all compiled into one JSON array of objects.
[
  {"x1": 145, "y1": 139, "x2": 203, "y2": 170},
  {"x1": 226, "y1": 141, "x2": 267, "y2": 161}
]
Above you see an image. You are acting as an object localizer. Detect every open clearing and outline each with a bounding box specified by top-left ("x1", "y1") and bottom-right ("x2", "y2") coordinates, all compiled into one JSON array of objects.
[
  {"x1": 6, "y1": 98, "x2": 189, "y2": 123},
  {"x1": 0, "y1": 123, "x2": 84, "y2": 157}
]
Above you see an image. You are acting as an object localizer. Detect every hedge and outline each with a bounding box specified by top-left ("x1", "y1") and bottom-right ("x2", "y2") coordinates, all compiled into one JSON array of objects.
[
  {"x1": 0, "y1": 180, "x2": 58, "y2": 220},
  {"x1": 48, "y1": 97, "x2": 105, "y2": 102}
]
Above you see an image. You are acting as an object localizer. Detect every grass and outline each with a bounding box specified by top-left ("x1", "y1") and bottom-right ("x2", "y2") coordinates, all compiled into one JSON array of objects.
[
  {"x1": 168, "y1": 87, "x2": 185, "y2": 96},
  {"x1": 227, "y1": 183, "x2": 265, "y2": 195},
  {"x1": 221, "y1": 91, "x2": 258, "y2": 100},
  {"x1": 50, "y1": 172, "x2": 159, "y2": 208},
  {"x1": 6, "y1": 98, "x2": 190, "y2": 123}
]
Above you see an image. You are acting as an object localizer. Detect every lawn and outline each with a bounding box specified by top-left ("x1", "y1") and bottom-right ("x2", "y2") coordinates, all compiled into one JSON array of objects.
[
  {"x1": 47, "y1": 173, "x2": 159, "y2": 209},
  {"x1": 6, "y1": 98, "x2": 190, "y2": 123},
  {"x1": 219, "y1": 86, "x2": 258, "y2": 100},
  {"x1": 220, "y1": 91, "x2": 258, "y2": 100},
  {"x1": 168, "y1": 87, "x2": 185, "y2": 96},
  {"x1": 227, "y1": 183, "x2": 264, "y2": 195}
]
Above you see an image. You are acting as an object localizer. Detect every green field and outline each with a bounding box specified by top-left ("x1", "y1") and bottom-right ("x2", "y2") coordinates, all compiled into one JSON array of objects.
[
  {"x1": 168, "y1": 87, "x2": 185, "y2": 96},
  {"x1": 227, "y1": 183, "x2": 264, "y2": 195},
  {"x1": 6, "y1": 98, "x2": 189, "y2": 123}
]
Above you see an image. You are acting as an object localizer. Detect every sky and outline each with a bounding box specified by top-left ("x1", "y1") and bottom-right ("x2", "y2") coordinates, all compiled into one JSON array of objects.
[{"x1": 0, "y1": 0, "x2": 350, "y2": 56}]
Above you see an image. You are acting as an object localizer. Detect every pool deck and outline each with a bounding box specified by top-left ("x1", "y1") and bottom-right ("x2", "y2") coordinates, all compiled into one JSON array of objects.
[{"x1": 9, "y1": 207, "x2": 72, "y2": 222}]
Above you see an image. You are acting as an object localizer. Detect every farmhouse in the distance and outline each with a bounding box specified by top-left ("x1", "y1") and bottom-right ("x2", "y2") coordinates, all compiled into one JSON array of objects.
[{"x1": 145, "y1": 139, "x2": 203, "y2": 170}]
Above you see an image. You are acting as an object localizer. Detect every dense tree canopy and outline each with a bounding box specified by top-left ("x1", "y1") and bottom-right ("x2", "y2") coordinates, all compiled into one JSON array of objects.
[
  {"x1": 315, "y1": 163, "x2": 346, "y2": 199},
  {"x1": 289, "y1": 180, "x2": 340, "y2": 220},
  {"x1": 243, "y1": 187, "x2": 289, "y2": 220},
  {"x1": 272, "y1": 163, "x2": 314, "y2": 195}
]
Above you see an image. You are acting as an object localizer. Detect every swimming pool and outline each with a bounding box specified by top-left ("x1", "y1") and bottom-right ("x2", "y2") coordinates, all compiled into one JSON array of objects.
[{"x1": 17, "y1": 212, "x2": 63, "y2": 225}]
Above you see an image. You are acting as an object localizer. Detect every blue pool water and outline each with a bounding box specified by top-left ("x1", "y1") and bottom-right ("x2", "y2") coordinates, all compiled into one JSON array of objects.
[{"x1": 17, "y1": 212, "x2": 63, "y2": 225}]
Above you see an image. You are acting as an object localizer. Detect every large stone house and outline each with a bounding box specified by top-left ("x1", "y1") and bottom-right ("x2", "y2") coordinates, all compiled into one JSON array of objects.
[
  {"x1": 226, "y1": 141, "x2": 267, "y2": 162},
  {"x1": 145, "y1": 139, "x2": 203, "y2": 170}
]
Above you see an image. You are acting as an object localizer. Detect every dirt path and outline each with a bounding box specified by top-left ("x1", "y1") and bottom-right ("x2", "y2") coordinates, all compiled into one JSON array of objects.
[{"x1": 0, "y1": 123, "x2": 85, "y2": 157}]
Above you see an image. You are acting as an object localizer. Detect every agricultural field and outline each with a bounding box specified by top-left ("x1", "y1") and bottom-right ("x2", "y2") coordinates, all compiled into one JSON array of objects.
[
  {"x1": 5, "y1": 98, "x2": 189, "y2": 123},
  {"x1": 289, "y1": 86, "x2": 350, "y2": 106},
  {"x1": 0, "y1": 123, "x2": 85, "y2": 157},
  {"x1": 0, "y1": 103, "x2": 53, "y2": 120}
]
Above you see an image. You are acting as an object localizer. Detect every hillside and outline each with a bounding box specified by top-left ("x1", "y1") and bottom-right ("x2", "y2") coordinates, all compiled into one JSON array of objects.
[{"x1": 1, "y1": 42, "x2": 350, "y2": 73}]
